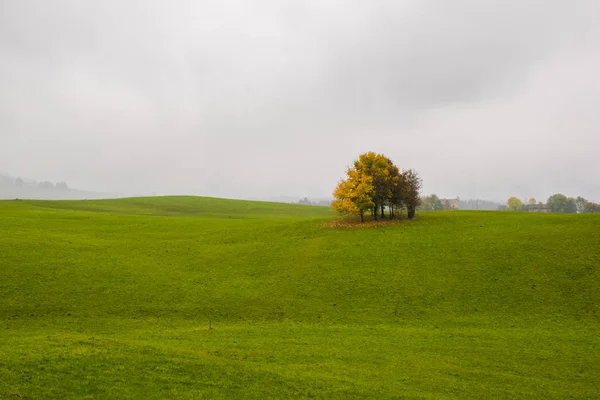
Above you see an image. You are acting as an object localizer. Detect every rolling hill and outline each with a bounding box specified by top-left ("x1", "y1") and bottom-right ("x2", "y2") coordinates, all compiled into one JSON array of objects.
[{"x1": 0, "y1": 197, "x2": 598, "y2": 399}]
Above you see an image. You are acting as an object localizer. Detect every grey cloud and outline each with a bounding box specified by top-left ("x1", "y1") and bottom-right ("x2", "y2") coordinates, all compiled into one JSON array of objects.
[{"x1": 1, "y1": 1, "x2": 599, "y2": 201}]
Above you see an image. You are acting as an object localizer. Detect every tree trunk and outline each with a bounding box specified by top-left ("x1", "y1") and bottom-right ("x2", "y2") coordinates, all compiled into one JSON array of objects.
[
  {"x1": 373, "y1": 206, "x2": 378, "y2": 221},
  {"x1": 360, "y1": 211, "x2": 364, "y2": 223},
  {"x1": 381, "y1": 204, "x2": 385, "y2": 219}
]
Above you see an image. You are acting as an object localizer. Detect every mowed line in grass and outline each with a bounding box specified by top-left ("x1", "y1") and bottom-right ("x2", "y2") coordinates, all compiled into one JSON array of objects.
[{"x1": 0, "y1": 196, "x2": 598, "y2": 398}]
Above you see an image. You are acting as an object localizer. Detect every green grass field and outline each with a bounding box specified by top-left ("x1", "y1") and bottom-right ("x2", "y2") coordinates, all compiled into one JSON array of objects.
[{"x1": 1, "y1": 196, "x2": 598, "y2": 399}]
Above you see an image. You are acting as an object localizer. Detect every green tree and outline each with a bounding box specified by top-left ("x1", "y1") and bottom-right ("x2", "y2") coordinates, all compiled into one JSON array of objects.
[
  {"x1": 565, "y1": 197, "x2": 577, "y2": 213},
  {"x1": 430, "y1": 194, "x2": 444, "y2": 210},
  {"x1": 507, "y1": 197, "x2": 523, "y2": 211},
  {"x1": 547, "y1": 193, "x2": 568, "y2": 213},
  {"x1": 418, "y1": 194, "x2": 442, "y2": 211},
  {"x1": 402, "y1": 169, "x2": 422, "y2": 219},
  {"x1": 353, "y1": 152, "x2": 391, "y2": 220},
  {"x1": 386, "y1": 158, "x2": 403, "y2": 218},
  {"x1": 418, "y1": 197, "x2": 434, "y2": 211},
  {"x1": 574, "y1": 196, "x2": 587, "y2": 214}
]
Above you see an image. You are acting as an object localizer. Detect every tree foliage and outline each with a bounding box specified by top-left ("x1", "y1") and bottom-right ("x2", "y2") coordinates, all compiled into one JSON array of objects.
[
  {"x1": 507, "y1": 197, "x2": 523, "y2": 212},
  {"x1": 402, "y1": 169, "x2": 422, "y2": 219},
  {"x1": 332, "y1": 152, "x2": 421, "y2": 222},
  {"x1": 547, "y1": 193, "x2": 569, "y2": 213},
  {"x1": 56, "y1": 181, "x2": 69, "y2": 191},
  {"x1": 574, "y1": 196, "x2": 587, "y2": 214},
  {"x1": 38, "y1": 181, "x2": 54, "y2": 189},
  {"x1": 565, "y1": 197, "x2": 577, "y2": 214},
  {"x1": 584, "y1": 202, "x2": 599, "y2": 213},
  {"x1": 332, "y1": 169, "x2": 374, "y2": 222},
  {"x1": 522, "y1": 194, "x2": 597, "y2": 214},
  {"x1": 419, "y1": 194, "x2": 443, "y2": 211}
]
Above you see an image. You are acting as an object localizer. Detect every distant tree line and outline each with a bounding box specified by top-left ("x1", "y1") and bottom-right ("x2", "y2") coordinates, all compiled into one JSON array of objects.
[
  {"x1": 332, "y1": 152, "x2": 421, "y2": 222},
  {"x1": 505, "y1": 194, "x2": 598, "y2": 213},
  {"x1": 297, "y1": 197, "x2": 331, "y2": 207},
  {"x1": 1, "y1": 174, "x2": 69, "y2": 191},
  {"x1": 419, "y1": 194, "x2": 444, "y2": 210},
  {"x1": 458, "y1": 198, "x2": 504, "y2": 211},
  {"x1": 419, "y1": 195, "x2": 476, "y2": 210},
  {"x1": 0, "y1": 173, "x2": 113, "y2": 200}
]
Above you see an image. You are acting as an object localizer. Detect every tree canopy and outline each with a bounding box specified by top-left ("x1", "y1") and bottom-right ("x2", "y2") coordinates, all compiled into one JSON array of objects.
[
  {"x1": 507, "y1": 197, "x2": 524, "y2": 212},
  {"x1": 518, "y1": 193, "x2": 598, "y2": 213},
  {"x1": 332, "y1": 152, "x2": 421, "y2": 222},
  {"x1": 420, "y1": 194, "x2": 444, "y2": 211},
  {"x1": 547, "y1": 193, "x2": 569, "y2": 213}
]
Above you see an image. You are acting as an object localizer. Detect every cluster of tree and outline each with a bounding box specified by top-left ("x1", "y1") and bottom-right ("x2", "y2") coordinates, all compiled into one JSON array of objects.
[
  {"x1": 332, "y1": 152, "x2": 421, "y2": 222},
  {"x1": 1, "y1": 173, "x2": 114, "y2": 200},
  {"x1": 505, "y1": 194, "x2": 598, "y2": 213},
  {"x1": 546, "y1": 194, "x2": 598, "y2": 213},
  {"x1": 419, "y1": 194, "x2": 444, "y2": 211},
  {"x1": 459, "y1": 198, "x2": 504, "y2": 211},
  {"x1": 419, "y1": 195, "x2": 472, "y2": 210},
  {"x1": 3, "y1": 175, "x2": 70, "y2": 191},
  {"x1": 297, "y1": 197, "x2": 331, "y2": 207}
]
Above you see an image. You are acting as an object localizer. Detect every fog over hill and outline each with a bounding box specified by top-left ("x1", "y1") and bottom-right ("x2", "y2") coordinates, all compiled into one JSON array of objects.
[{"x1": 0, "y1": 173, "x2": 118, "y2": 200}]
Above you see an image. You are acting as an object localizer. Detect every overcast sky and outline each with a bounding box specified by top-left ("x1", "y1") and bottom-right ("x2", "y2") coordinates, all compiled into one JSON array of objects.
[{"x1": 1, "y1": 0, "x2": 599, "y2": 202}]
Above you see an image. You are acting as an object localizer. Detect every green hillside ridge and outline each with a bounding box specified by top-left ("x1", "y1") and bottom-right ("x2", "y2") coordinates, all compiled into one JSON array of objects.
[
  {"x1": 1, "y1": 197, "x2": 598, "y2": 399},
  {"x1": 18, "y1": 195, "x2": 336, "y2": 218}
]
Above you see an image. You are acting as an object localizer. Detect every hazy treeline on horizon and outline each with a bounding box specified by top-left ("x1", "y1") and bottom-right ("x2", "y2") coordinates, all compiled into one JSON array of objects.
[
  {"x1": 0, "y1": 173, "x2": 117, "y2": 200},
  {"x1": 2, "y1": 171, "x2": 596, "y2": 210}
]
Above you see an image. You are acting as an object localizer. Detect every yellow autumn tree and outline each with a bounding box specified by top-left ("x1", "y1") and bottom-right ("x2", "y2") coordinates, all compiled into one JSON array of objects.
[
  {"x1": 507, "y1": 196, "x2": 523, "y2": 212},
  {"x1": 332, "y1": 167, "x2": 374, "y2": 222},
  {"x1": 353, "y1": 152, "x2": 391, "y2": 220},
  {"x1": 333, "y1": 152, "x2": 422, "y2": 222}
]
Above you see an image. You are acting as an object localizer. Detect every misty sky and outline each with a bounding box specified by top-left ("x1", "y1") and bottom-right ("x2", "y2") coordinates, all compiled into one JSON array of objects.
[{"x1": 1, "y1": 1, "x2": 599, "y2": 202}]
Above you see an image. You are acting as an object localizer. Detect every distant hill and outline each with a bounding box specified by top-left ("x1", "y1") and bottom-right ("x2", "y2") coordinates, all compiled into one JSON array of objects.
[
  {"x1": 20, "y1": 195, "x2": 336, "y2": 218},
  {"x1": 0, "y1": 173, "x2": 116, "y2": 200}
]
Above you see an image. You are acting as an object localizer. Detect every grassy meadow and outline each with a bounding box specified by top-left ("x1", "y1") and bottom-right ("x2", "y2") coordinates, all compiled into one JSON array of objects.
[{"x1": 0, "y1": 196, "x2": 598, "y2": 399}]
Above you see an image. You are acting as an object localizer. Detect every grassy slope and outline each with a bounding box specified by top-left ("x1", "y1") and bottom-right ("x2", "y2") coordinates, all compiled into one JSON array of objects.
[
  {"x1": 0, "y1": 197, "x2": 598, "y2": 399},
  {"x1": 18, "y1": 195, "x2": 336, "y2": 218}
]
